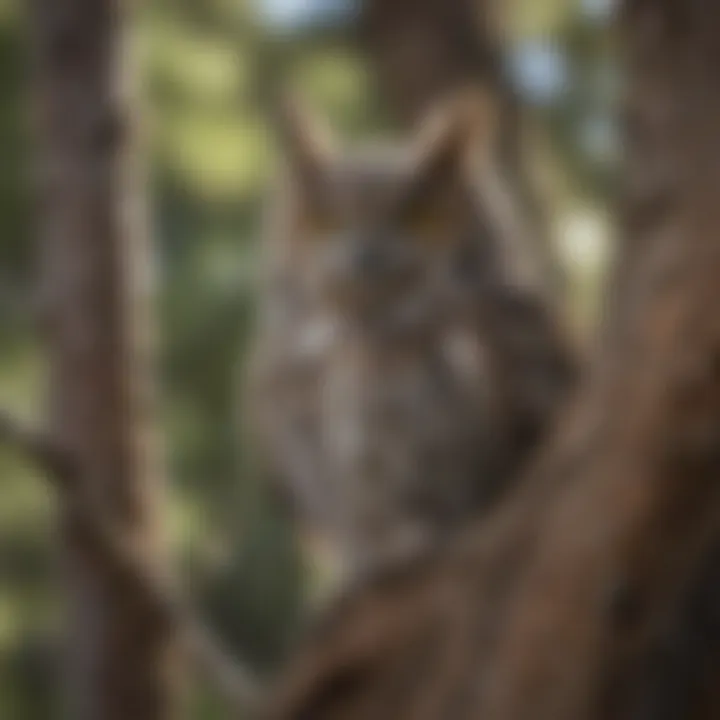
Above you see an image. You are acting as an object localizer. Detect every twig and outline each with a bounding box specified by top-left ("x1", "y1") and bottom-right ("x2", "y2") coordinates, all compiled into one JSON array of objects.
[{"x1": 0, "y1": 407, "x2": 262, "y2": 716}]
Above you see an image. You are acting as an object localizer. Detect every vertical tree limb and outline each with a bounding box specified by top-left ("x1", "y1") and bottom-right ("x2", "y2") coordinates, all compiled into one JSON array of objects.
[{"x1": 28, "y1": 0, "x2": 179, "y2": 716}]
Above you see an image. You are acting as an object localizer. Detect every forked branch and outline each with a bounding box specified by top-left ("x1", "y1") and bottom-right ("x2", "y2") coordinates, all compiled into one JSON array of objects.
[{"x1": 0, "y1": 407, "x2": 261, "y2": 716}]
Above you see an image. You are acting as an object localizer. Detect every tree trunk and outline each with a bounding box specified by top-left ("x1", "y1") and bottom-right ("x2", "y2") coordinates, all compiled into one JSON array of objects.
[
  {"x1": 267, "y1": 0, "x2": 720, "y2": 716},
  {"x1": 29, "y1": 1, "x2": 179, "y2": 718},
  {"x1": 357, "y1": 0, "x2": 504, "y2": 118}
]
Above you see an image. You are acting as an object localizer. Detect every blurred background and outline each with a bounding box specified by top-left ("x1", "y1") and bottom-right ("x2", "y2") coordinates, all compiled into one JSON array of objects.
[{"x1": 0, "y1": 0, "x2": 614, "y2": 716}]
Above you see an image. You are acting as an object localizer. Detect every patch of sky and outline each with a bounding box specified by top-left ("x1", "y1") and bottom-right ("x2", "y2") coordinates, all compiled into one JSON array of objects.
[
  {"x1": 581, "y1": 0, "x2": 615, "y2": 22},
  {"x1": 509, "y1": 43, "x2": 569, "y2": 105},
  {"x1": 256, "y1": 0, "x2": 357, "y2": 32}
]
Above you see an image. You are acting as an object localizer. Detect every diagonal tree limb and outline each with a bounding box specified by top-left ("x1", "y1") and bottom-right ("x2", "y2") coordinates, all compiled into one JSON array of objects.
[
  {"x1": 0, "y1": 407, "x2": 262, "y2": 716},
  {"x1": 0, "y1": 408, "x2": 73, "y2": 484}
]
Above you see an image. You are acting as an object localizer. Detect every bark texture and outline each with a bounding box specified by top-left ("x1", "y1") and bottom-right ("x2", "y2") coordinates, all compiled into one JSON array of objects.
[
  {"x1": 265, "y1": 1, "x2": 720, "y2": 717},
  {"x1": 30, "y1": 1, "x2": 179, "y2": 717}
]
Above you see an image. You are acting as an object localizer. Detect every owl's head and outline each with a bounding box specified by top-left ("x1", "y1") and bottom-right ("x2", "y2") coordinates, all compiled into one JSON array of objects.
[{"x1": 266, "y1": 90, "x2": 501, "y2": 336}]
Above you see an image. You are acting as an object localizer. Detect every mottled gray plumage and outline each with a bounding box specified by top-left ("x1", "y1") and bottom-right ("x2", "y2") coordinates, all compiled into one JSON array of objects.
[{"x1": 246, "y1": 92, "x2": 576, "y2": 586}]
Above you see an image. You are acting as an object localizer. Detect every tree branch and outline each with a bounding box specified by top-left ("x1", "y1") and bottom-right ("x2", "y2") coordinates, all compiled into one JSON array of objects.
[
  {"x1": 0, "y1": 408, "x2": 72, "y2": 483},
  {"x1": 0, "y1": 407, "x2": 262, "y2": 715}
]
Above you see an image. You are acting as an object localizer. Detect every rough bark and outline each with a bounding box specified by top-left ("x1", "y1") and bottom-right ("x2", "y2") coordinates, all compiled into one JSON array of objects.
[
  {"x1": 265, "y1": 1, "x2": 720, "y2": 717},
  {"x1": 29, "y1": 1, "x2": 179, "y2": 717}
]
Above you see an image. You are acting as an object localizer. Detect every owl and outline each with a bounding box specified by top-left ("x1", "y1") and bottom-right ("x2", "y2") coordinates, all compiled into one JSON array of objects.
[{"x1": 245, "y1": 91, "x2": 576, "y2": 586}]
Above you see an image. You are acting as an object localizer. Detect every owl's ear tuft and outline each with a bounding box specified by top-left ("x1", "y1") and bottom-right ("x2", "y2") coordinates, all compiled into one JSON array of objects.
[
  {"x1": 442, "y1": 86, "x2": 499, "y2": 158},
  {"x1": 271, "y1": 90, "x2": 337, "y2": 187},
  {"x1": 412, "y1": 88, "x2": 497, "y2": 195}
]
